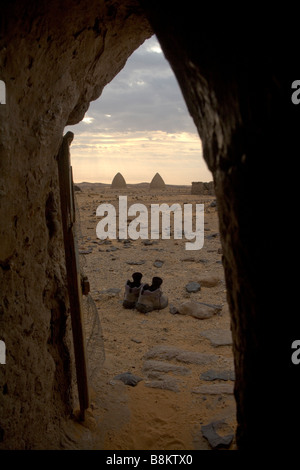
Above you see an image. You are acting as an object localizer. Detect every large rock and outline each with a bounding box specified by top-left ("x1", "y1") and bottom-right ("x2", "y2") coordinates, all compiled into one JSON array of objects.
[
  {"x1": 200, "y1": 369, "x2": 235, "y2": 381},
  {"x1": 201, "y1": 421, "x2": 234, "y2": 450},
  {"x1": 143, "y1": 359, "x2": 191, "y2": 376},
  {"x1": 144, "y1": 345, "x2": 219, "y2": 365},
  {"x1": 142, "y1": 360, "x2": 190, "y2": 392},
  {"x1": 197, "y1": 275, "x2": 222, "y2": 288},
  {"x1": 185, "y1": 281, "x2": 201, "y2": 293},
  {"x1": 177, "y1": 301, "x2": 221, "y2": 319},
  {"x1": 113, "y1": 372, "x2": 143, "y2": 387},
  {"x1": 144, "y1": 376, "x2": 180, "y2": 392},
  {"x1": 192, "y1": 383, "x2": 234, "y2": 395},
  {"x1": 200, "y1": 328, "x2": 233, "y2": 347}
]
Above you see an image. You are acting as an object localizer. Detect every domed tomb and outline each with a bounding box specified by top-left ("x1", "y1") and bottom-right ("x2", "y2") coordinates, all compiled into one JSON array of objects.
[
  {"x1": 111, "y1": 172, "x2": 127, "y2": 189},
  {"x1": 150, "y1": 173, "x2": 165, "y2": 189}
]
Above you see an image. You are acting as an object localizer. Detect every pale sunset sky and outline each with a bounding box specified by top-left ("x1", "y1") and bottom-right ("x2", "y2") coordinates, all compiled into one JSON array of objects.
[{"x1": 65, "y1": 36, "x2": 212, "y2": 185}]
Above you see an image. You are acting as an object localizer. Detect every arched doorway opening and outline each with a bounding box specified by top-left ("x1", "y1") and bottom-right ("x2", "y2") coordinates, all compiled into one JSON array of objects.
[{"x1": 65, "y1": 35, "x2": 236, "y2": 450}]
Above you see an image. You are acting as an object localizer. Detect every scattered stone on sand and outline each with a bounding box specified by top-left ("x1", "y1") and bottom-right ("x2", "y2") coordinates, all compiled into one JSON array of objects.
[
  {"x1": 200, "y1": 328, "x2": 233, "y2": 347},
  {"x1": 201, "y1": 420, "x2": 234, "y2": 450},
  {"x1": 192, "y1": 383, "x2": 234, "y2": 394},
  {"x1": 153, "y1": 260, "x2": 164, "y2": 268},
  {"x1": 200, "y1": 369, "x2": 235, "y2": 381},
  {"x1": 177, "y1": 301, "x2": 221, "y2": 319},
  {"x1": 185, "y1": 281, "x2": 201, "y2": 293},
  {"x1": 98, "y1": 239, "x2": 112, "y2": 245},
  {"x1": 169, "y1": 304, "x2": 178, "y2": 315},
  {"x1": 144, "y1": 376, "x2": 180, "y2": 393},
  {"x1": 113, "y1": 372, "x2": 143, "y2": 387},
  {"x1": 79, "y1": 248, "x2": 93, "y2": 254},
  {"x1": 143, "y1": 360, "x2": 191, "y2": 377},
  {"x1": 105, "y1": 246, "x2": 118, "y2": 252},
  {"x1": 144, "y1": 345, "x2": 219, "y2": 365}
]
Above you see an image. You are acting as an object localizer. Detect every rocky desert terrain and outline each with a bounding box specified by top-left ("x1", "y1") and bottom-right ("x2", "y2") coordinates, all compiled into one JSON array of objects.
[{"x1": 63, "y1": 183, "x2": 236, "y2": 451}]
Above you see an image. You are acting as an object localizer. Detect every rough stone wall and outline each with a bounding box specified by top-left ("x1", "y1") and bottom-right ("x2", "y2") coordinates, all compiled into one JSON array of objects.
[
  {"x1": 140, "y1": 1, "x2": 300, "y2": 450},
  {"x1": 0, "y1": 0, "x2": 151, "y2": 449},
  {"x1": 191, "y1": 181, "x2": 214, "y2": 196}
]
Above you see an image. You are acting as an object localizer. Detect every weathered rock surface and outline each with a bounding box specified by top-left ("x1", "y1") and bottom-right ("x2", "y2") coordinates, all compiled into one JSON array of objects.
[
  {"x1": 201, "y1": 421, "x2": 234, "y2": 450},
  {"x1": 142, "y1": 359, "x2": 191, "y2": 392},
  {"x1": 0, "y1": 0, "x2": 152, "y2": 450},
  {"x1": 153, "y1": 260, "x2": 164, "y2": 268},
  {"x1": 197, "y1": 275, "x2": 222, "y2": 288},
  {"x1": 200, "y1": 369, "x2": 235, "y2": 381},
  {"x1": 143, "y1": 360, "x2": 191, "y2": 377},
  {"x1": 185, "y1": 281, "x2": 201, "y2": 293},
  {"x1": 141, "y1": 2, "x2": 299, "y2": 450},
  {"x1": 144, "y1": 377, "x2": 180, "y2": 393},
  {"x1": 113, "y1": 372, "x2": 143, "y2": 387},
  {"x1": 200, "y1": 329, "x2": 233, "y2": 347},
  {"x1": 192, "y1": 384, "x2": 234, "y2": 395},
  {"x1": 177, "y1": 301, "x2": 222, "y2": 319},
  {"x1": 144, "y1": 345, "x2": 219, "y2": 365}
]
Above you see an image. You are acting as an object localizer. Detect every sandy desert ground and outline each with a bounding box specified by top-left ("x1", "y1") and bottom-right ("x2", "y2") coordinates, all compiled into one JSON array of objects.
[{"x1": 63, "y1": 184, "x2": 237, "y2": 451}]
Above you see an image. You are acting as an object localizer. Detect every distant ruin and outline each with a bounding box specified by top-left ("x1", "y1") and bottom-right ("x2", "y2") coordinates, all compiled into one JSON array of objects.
[
  {"x1": 191, "y1": 181, "x2": 214, "y2": 195},
  {"x1": 150, "y1": 173, "x2": 166, "y2": 189},
  {"x1": 111, "y1": 172, "x2": 127, "y2": 189}
]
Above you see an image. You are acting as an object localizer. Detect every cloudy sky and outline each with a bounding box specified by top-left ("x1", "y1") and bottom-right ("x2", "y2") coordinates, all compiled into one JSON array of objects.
[{"x1": 65, "y1": 36, "x2": 212, "y2": 185}]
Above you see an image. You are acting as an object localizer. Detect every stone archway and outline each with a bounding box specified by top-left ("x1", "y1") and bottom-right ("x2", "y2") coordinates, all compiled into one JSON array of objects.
[
  {"x1": 0, "y1": 0, "x2": 299, "y2": 450},
  {"x1": 0, "y1": 0, "x2": 153, "y2": 450},
  {"x1": 139, "y1": 3, "x2": 300, "y2": 450}
]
